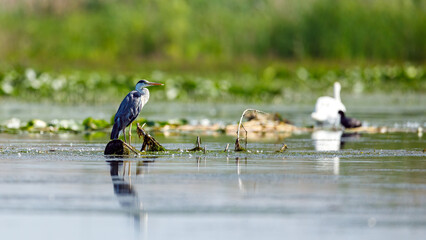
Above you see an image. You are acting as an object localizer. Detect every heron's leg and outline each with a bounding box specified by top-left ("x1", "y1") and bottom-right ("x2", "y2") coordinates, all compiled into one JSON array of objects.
[
  {"x1": 123, "y1": 128, "x2": 127, "y2": 143},
  {"x1": 128, "y1": 123, "x2": 132, "y2": 145}
]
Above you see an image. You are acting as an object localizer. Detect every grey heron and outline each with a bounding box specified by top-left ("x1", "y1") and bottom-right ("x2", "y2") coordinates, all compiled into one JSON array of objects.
[{"x1": 110, "y1": 79, "x2": 163, "y2": 144}]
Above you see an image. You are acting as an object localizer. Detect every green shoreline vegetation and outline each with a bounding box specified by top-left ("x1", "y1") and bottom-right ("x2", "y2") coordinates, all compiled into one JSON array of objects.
[
  {"x1": 0, "y1": 64, "x2": 424, "y2": 104},
  {"x1": 0, "y1": 116, "x2": 180, "y2": 135},
  {"x1": 1, "y1": 0, "x2": 425, "y2": 62},
  {"x1": 0, "y1": 0, "x2": 425, "y2": 105}
]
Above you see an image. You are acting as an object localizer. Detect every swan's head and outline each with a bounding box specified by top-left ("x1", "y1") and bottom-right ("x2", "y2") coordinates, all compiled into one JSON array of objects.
[
  {"x1": 334, "y1": 82, "x2": 341, "y2": 92},
  {"x1": 136, "y1": 79, "x2": 164, "y2": 90}
]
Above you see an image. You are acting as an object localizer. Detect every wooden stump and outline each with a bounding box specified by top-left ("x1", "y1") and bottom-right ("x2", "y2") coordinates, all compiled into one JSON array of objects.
[
  {"x1": 188, "y1": 136, "x2": 204, "y2": 151},
  {"x1": 234, "y1": 138, "x2": 246, "y2": 152},
  {"x1": 137, "y1": 123, "x2": 166, "y2": 152},
  {"x1": 104, "y1": 139, "x2": 141, "y2": 156}
]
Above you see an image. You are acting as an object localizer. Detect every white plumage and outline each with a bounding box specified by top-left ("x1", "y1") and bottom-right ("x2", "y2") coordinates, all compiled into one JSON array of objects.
[{"x1": 311, "y1": 82, "x2": 346, "y2": 127}]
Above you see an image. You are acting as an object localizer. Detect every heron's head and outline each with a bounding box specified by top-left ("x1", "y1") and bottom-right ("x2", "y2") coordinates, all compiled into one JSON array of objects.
[{"x1": 135, "y1": 79, "x2": 164, "y2": 90}]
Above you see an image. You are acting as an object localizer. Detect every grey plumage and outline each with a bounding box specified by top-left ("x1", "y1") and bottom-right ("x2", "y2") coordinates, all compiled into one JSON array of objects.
[
  {"x1": 110, "y1": 80, "x2": 162, "y2": 143},
  {"x1": 111, "y1": 90, "x2": 147, "y2": 140}
]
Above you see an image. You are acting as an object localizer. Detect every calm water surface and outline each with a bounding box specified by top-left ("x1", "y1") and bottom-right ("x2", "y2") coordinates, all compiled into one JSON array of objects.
[
  {"x1": 0, "y1": 131, "x2": 424, "y2": 239},
  {"x1": 1, "y1": 93, "x2": 425, "y2": 128},
  {"x1": 0, "y1": 96, "x2": 425, "y2": 239}
]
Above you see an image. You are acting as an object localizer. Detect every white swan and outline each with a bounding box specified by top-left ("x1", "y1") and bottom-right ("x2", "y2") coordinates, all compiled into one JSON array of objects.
[{"x1": 311, "y1": 82, "x2": 346, "y2": 127}]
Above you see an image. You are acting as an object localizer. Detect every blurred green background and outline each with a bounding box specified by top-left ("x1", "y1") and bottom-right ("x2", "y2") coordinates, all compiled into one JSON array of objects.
[{"x1": 0, "y1": 0, "x2": 425, "y2": 104}]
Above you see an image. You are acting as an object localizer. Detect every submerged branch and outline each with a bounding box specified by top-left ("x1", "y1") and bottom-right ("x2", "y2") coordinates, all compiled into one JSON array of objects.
[
  {"x1": 224, "y1": 143, "x2": 229, "y2": 152},
  {"x1": 235, "y1": 109, "x2": 268, "y2": 152},
  {"x1": 189, "y1": 136, "x2": 204, "y2": 152},
  {"x1": 276, "y1": 143, "x2": 288, "y2": 153},
  {"x1": 137, "y1": 123, "x2": 166, "y2": 152},
  {"x1": 236, "y1": 109, "x2": 268, "y2": 140},
  {"x1": 234, "y1": 138, "x2": 246, "y2": 152}
]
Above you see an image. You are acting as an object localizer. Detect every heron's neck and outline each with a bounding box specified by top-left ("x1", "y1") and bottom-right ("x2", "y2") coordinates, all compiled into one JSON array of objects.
[
  {"x1": 136, "y1": 87, "x2": 149, "y2": 95},
  {"x1": 136, "y1": 88, "x2": 150, "y2": 106}
]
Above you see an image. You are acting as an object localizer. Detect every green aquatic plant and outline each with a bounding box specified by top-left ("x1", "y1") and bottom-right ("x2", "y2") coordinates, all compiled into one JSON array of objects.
[
  {"x1": 83, "y1": 117, "x2": 110, "y2": 130},
  {"x1": 25, "y1": 119, "x2": 47, "y2": 130},
  {"x1": 0, "y1": 64, "x2": 424, "y2": 104}
]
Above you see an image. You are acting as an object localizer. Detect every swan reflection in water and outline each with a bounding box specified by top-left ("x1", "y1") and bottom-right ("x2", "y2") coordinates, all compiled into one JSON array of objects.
[
  {"x1": 312, "y1": 130, "x2": 342, "y2": 175},
  {"x1": 312, "y1": 130, "x2": 343, "y2": 152},
  {"x1": 107, "y1": 160, "x2": 153, "y2": 236},
  {"x1": 312, "y1": 130, "x2": 361, "y2": 175}
]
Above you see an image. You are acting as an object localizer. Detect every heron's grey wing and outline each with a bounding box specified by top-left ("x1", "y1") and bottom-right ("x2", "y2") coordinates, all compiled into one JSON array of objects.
[
  {"x1": 114, "y1": 91, "x2": 142, "y2": 127},
  {"x1": 128, "y1": 91, "x2": 143, "y2": 123}
]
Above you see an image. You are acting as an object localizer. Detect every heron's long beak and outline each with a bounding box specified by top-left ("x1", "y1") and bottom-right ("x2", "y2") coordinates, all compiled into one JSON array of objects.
[{"x1": 147, "y1": 82, "x2": 164, "y2": 86}]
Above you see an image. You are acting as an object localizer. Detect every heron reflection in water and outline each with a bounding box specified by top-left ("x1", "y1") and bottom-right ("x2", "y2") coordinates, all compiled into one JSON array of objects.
[{"x1": 108, "y1": 160, "x2": 153, "y2": 235}]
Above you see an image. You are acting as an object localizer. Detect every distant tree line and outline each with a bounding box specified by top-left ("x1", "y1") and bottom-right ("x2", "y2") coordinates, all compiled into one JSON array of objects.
[{"x1": 0, "y1": 0, "x2": 424, "y2": 64}]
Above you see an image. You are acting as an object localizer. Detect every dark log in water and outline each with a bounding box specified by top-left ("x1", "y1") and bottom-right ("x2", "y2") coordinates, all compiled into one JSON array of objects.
[
  {"x1": 104, "y1": 139, "x2": 141, "y2": 156},
  {"x1": 105, "y1": 125, "x2": 166, "y2": 156}
]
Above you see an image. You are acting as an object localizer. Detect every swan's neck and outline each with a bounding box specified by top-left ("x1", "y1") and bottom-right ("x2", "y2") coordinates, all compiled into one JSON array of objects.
[{"x1": 334, "y1": 84, "x2": 341, "y2": 102}]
